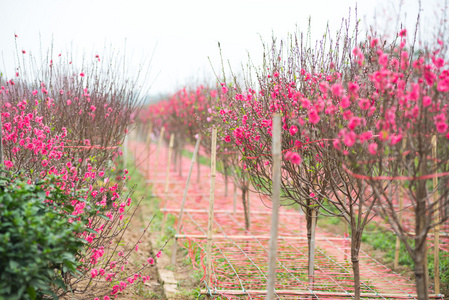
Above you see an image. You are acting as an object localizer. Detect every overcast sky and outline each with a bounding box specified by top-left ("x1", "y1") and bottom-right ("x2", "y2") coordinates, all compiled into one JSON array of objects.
[{"x1": 0, "y1": 0, "x2": 444, "y2": 98}]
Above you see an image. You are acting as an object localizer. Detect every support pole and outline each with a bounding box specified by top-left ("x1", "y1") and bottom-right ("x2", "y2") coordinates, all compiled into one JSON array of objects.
[
  {"x1": 161, "y1": 134, "x2": 175, "y2": 233},
  {"x1": 171, "y1": 136, "x2": 201, "y2": 266},
  {"x1": 266, "y1": 115, "x2": 282, "y2": 300},
  {"x1": 432, "y1": 135, "x2": 440, "y2": 294},
  {"x1": 205, "y1": 128, "x2": 218, "y2": 299}
]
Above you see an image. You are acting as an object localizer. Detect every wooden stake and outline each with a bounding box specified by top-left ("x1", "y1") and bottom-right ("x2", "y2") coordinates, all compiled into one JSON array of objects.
[
  {"x1": 432, "y1": 135, "x2": 440, "y2": 294},
  {"x1": 161, "y1": 134, "x2": 175, "y2": 234},
  {"x1": 266, "y1": 115, "x2": 282, "y2": 300},
  {"x1": 394, "y1": 137, "x2": 406, "y2": 270},
  {"x1": 153, "y1": 127, "x2": 165, "y2": 179},
  {"x1": 205, "y1": 128, "x2": 218, "y2": 299},
  {"x1": 171, "y1": 136, "x2": 201, "y2": 266}
]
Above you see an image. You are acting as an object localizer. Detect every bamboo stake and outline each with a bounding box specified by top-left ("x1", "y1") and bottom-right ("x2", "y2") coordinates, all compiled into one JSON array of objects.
[
  {"x1": 266, "y1": 115, "x2": 282, "y2": 300},
  {"x1": 205, "y1": 128, "x2": 218, "y2": 299},
  {"x1": 153, "y1": 127, "x2": 165, "y2": 180},
  {"x1": 171, "y1": 136, "x2": 201, "y2": 266},
  {"x1": 161, "y1": 134, "x2": 175, "y2": 234},
  {"x1": 394, "y1": 137, "x2": 406, "y2": 269},
  {"x1": 432, "y1": 135, "x2": 440, "y2": 294}
]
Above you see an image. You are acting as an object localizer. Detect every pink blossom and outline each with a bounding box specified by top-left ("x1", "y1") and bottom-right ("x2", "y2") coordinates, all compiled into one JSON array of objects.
[
  {"x1": 437, "y1": 78, "x2": 449, "y2": 92},
  {"x1": 285, "y1": 151, "x2": 302, "y2": 165},
  {"x1": 333, "y1": 139, "x2": 340, "y2": 150},
  {"x1": 331, "y1": 83, "x2": 343, "y2": 98},
  {"x1": 308, "y1": 109, "x2": 320, "y2": 124},
  {"x1": 340, "y1": 96, "x2": 350, "y2": 109},
  {"x1": 358, "y1": 98, "x2": 370, "y2": 110},
  {"x1": 368, "y1": 143, "x2": 378, "y2": 155},
  {"x1": 422, "y1": 96, "x2": 431, "y2": 107},
  {"x1": 91, "y1": 269, "x2": 98, "y2": 278},
  {"x1": 222, "y1": 86, "x2": 228, "y2": 94},
  {"x1": 289, "y1": 125, "x2": 298, "y2": 136},
  {"x1": 343, "y1": 131, "x2": 357, "y2": 147},
  {"x1": 4, "y1": 160, "x2": 13, "y2": 169},
  {"x1": 437, "y1": 122, "x2": 448, "y2": 133},
  {"x1": 348, "y1": 117, "x2": 361, "y2": 130},
  {"x1": 80, "y1": 72, "x2": 85, "y2": 77},
  {"x1": 156, "y1": 251, "x2": 162, "y2": 258}
]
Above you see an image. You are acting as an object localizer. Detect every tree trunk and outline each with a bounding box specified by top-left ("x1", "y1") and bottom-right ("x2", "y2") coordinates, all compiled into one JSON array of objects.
[
  {"x1": 307, "y1": 208, "x2": 317, "y2": 287},
  {"x1": 242, "y1": 185, "x2": 250, "y2": 230},
  {"x1": 351, "y1": 230, "x2": 362, "y2": 300},
  {"x1": 224, "y1": 169, "x2": 228, "y2": 197},
  {"x1": 414, "y1": 159, "x2": 429, "y2": 300}
]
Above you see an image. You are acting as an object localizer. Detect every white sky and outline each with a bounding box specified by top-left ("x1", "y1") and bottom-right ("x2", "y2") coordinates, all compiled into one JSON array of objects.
[{"x1": 0, "y1": 0, "x2": 445, "y2": 99}]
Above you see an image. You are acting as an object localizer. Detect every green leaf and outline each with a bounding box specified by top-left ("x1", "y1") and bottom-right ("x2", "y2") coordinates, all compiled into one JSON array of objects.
[
  {"x1": 98, "y1": 214, "x2": 110, "y2": 221},
  {"x1": 27, "y1": 286, "x2": 36, "y2": 300},
  {"x1": 53, "y1": 278, "x2": 67, "y2": 291}
]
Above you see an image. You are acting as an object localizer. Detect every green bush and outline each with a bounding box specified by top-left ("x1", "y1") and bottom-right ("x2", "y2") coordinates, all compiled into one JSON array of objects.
[{"x1": 0, "y1": 173, "x2": 85, "y2": 300}]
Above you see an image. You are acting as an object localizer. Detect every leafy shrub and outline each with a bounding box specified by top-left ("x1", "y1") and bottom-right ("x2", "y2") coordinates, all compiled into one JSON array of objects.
[{"x1": 0, "y1": 172, "x2": 85, "y2": 300}]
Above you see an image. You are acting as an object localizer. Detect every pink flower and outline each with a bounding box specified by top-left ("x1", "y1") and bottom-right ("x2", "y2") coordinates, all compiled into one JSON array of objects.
[
  {"x1": 340, "y1": 96, "x2": 350, "y2": 109},
  {"x1": 359, "y1": 131, "x2": 373, "y2": 143},
  {"x1": 91, "y1": 269, "x2": 98, "y2": 278},
  {"x1": 147, "y1": 257, "x2": 154, "y2": 265},
  {"x1": 308, "y1": 109, "x2": 320, "y2": 124},
  {"x1": 399, "y1": 29, "x2": 407, "y2": 37},
  {"x1": 289, "y1": 125, "x2": 298, "y2": 136},
  {"x1": 368, "y1": 143, "x2": 378, "y2": 155},
  {"x1": 422, "y1": 96, "x2": 431, "y2": 107},
  {"x1": 104, "y1": 297, "x2": 110, "y2": 300},
  {"x1": 22, "y1": 50, "x2": 26, "y2": 54},
  {"x1": 343, "y1": 131, "x2": 357, "y2": 147},
  {"x1": 66, "y1": 99, "x2": 71, "y2": 105},
  {"x1": 156, "y1": 251, "x2": 162, "y2": 258},
  {"x1": 80, "y1": 72, "x2": 85, "y2": 77},
  {"x1": 437, "y1": 78, "x2": 449, "y2": 92},
  {"x1": 333, "y1": 139, "x2": 340, "y2": 150},
  {"x1": 285, "y1": 151, "x2": 302, "y2": 165},
  {"x1": 221, "y1": 86, "x2": 228, "y2": 94},
  {"x1": 224, "y1": 135, "x2": 231, "y2": 143},
  {"x1": 358, "y1": 98, "x2": 370, "y2": 110},
  {"x1": 90, "y1": 105, "x2": 96, "y2": 111},
  {"x1": 4, "y1": 160, "x2": 13, "y2": 169},
  {"x1": 437, "y1": 122, "x2": 448, "y2": 133},
  {"x1": 331, "y1": 83, "x2": 343, "y2": 98},
  {"x1": 348, "y1": 117, "x2": 361, "y2": 130},
  {"x1": 41, "y1": 159, "x2": 48, "y2": 167}
]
